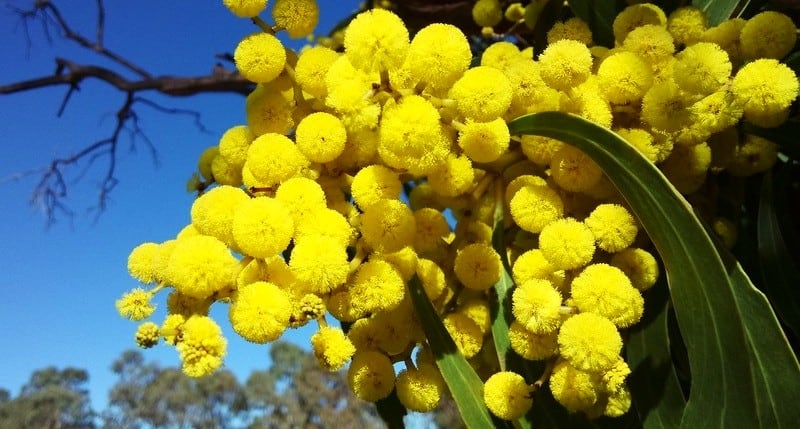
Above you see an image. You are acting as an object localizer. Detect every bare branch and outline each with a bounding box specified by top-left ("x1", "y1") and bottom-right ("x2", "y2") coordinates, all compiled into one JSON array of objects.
[{"x1": 0, "y1": 58, "x2": 253, "y2": 97}]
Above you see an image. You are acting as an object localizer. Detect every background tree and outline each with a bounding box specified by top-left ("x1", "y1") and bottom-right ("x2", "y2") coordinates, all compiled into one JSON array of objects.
[
  {"x1": 0, "y1": 367, "x2": 95, "y2": 429},
  {"x1": 245, "y1": 341, "x2": 384, "y2": 429},
  {"x1": 104, "y1": 349, "x2": 248, "y2": 429}
]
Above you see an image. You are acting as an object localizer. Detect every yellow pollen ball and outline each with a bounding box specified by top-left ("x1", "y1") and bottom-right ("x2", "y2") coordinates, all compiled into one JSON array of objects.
[
  {"x1": 311, "y1": 326, "x2": 356, "y2": 371},
  {"x1": 558, "y1": 313, "x2": 622, "y2": 372},
  {"x1": 295, "y1": 112, "x2": 346, "y2": 163},
  {"x1": 176, "y1": 316, "x2": 227, "y2": 378},
  {"x1": 512, "y1": 278, "x2": 563, "y2": 334},
  {"x1": 550, "y1": 145, "x2": 603, "y2": 193},
  {"x1": 549, "y1": 359, "x2": 602, "y2": 412},
  {"x1": 612, "y1": 3, "x2": 667, "y2": 45},
  {"x1": 246, "y1": 80, "x2": 295, "y2": 136},
  {"x1": 538, "y1": 39, "x2": 593, "y2": 91},
  {"x1": 116, "y1": 288, "x2": 155, "y2": 321},
  {"x1": 610, "y1": 248, "x2": 659, "y2": 291},
  {"x1": 127, "y1": 242, "x2": 161, "y2": 284},
  {"x1": 413, "y1": 208, "x2": 450, "y2": 253},
  {"x1": 457, "y1": 118, "x2": 510, "y2": 163},
  {"x1": 449, "y1": 66, "x2": 513, "y2": 122},
  {"x1": 667, "y1": 6, "x2": 708, "y2": 46},
  {"x1": 275, "y1": 176, "x2": 327, "y2": 224},
  {"x1": 483, "y1": 371, "x2": 533, "y2": 420},
  {"x1": 472, "y1": 0, "x2": 503, "y2": 28},
  {"x1": 218, "y1": 125, "x2": 255, "y2": 167},
  {"x1": 547, "y1": 17, "x2": 593, "y2": 46},
  {"x1": 223, "y1": 0, "x2": 267, "y2": 18},
  {"x1": 234, "y1": 32, "x2": 286, "y2": 83},
  {"x1": 405, "y1": 23, "x2": 472, "y2": 92},
  {"x1": 509, "y1": 183, "x2": 564, "y2": 233},
  {"x1": 232, "y1": 197, "x2": 294, "y2": 259},
  {"x1": 538, "y1": 218, "x2": 595, "y2": 270},
  {"x1": 453, "y1": 243, "x2": 502, "y2": 291},
  {"x1": 740, "y1": 11, "x2": 797, "y2": 60},
  {"x1": 229, "y1": 281, "x2": 292, "y2": 343},
  {"x1": 732, "y1": 59, "x2": 799, "y2": 128},
  {"x1": 360, "y1": 199, "x2": 416, "y2": 253},
  {"x1": 427, "y1": 155, "x2": 475, "y2": 197},
  {"x1": 347, "y1": 351, "x2": 396, "y2": 402},
  {"x1": 571, "y1": 264, "x2": 644, "y2": 328},
  {"x1": 584, "y1": 204, "x2": 638, "y2": 253},
  {"x1": 396, "y1": 364, "x2": 445, "y2": 412},
  {"x1": 294, "y1": 207, "x2": 353, "y2": 248},
  {"x1": 344, "y1": 9, "x2": 409, "y2": 73},
  {"x1": 350, "y1": 164, "x2": 401, "y2": 211},
  {"x1": 272, "y1": 0, "x2": 319, "y2": 38},
  {"x1": 244, "y1": 133, "x2": 309, "y2": 187},
  {"x1": 597, "y1": 51, "x2": 653, "y2": 104},
  {"x1": 443, "y1": 313, "x2": 484, "y2": 358},
  {"x1": 166, "y1": 235, "x2": 239, "y2": 299},
  {"x1": 289, "y1": 236, "x2": 349, "y2": 294},
  {"x1": 294, "y1": 46, "x2": 339, "y2": 100},
  {"x1": 508, "y1": 321, "x2": 558, "y2": 360},
  {"x1": 378, "y1": 95, "x2": 449, "y2": 175},
  {"x1": 673, "y1": 42, "x2": 731, "y2": 96},
  {"x1": 348, "y1": 260, "x2": 405, "y2": 316},
  {"x1": 190, "y1": 185, "x2": 250, "y2": 248}
]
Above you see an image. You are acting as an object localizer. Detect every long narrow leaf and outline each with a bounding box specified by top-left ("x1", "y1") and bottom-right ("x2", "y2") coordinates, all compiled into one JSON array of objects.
[
  {"x1": 757, "y1": 167, "x2": 800, "y2": 336},
  {"x1": 508, "y1": 111, "x2": 800, "y2": 429},
  {"x1": 626, "y1": 276, "x2": 686, "y2": 429},
  {"x1": 407, "y1": 275, "x2": 511, "y2": 429},
  {"x1": 692, "y1": 0, "x2": 741, "y2": 25}
]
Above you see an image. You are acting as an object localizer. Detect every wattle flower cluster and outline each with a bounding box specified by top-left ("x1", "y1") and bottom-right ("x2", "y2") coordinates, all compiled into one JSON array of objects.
[{"x1": 116, "y1": 0, "x2": 798, "y2": 422}]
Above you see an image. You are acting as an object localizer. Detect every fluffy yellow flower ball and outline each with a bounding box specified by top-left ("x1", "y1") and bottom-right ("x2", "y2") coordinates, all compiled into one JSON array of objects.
[
  {"x1": 483, "y1": 371, "x2": 533, "y2": 420},
  {"x1": 294, "y1": 46, "x2": 339, "y2": 100},
  {"x1": 558, "y1": 313, "x2": 622, "y2": 373},
  {"x1": 234, "y1": 32, "x2": 286, "y2": 83},
  {"x1": 622, "y1": 24, "x2": 675, "y2": 64},
  {"x1": 350, "y1": 165, "x2": 401, "y2": 211},
  {"x1": 344, "y1": 9, "x2": 409, "y2": 73},
  {"x1": 667, "y1": 6, "x2": 708, "y2": 46},
  {"x1": 453, "y1": 243, "x2": 502, "y2": 291},
  {"x1": 673, "y1": 42, "x2": 731, "y2": 96},
  {"x1": 405, "y1": 23, "x2": 472, "y2": 92},
  {"x1": 190, "y1": 185, "x2": 249, "y2": 248},
  {"x1": 416, "y1": 258, "x2": 447, "y2": 300},
  {"x1": 360, "y1": 199, "x2": 416, "y2": 253},
  {"x1": 508, "y1": 321, "x2": 558, "y2": 360},
  {"x1": 584, "y1": 204, "x2": 638, "y2": 253},
  {"x1": 597, "y1": 51, "x2": 653, "y2": 104},
  {"x1": 176, "y1": 316, "x2": 227, "y2": 377},
  {"x1": 510, "y1": 182, "x2": 565, "y2": 235},
  {"x1": 246, "y1": 79, "x2": 294, "y2": 136},
  {"x1": 294, "y1": 208, "x2": 354, "y2": 248},
  {"x1": 511, "y1": 249, "x2": 564, "y2": 290},
  {"x1": 612, "y1": 3, "x2": 667, "y2": 45},
  {"x1": 549, "y1": 359, "x2": 602, "y2": 412},
  {"x1": 570, "y1": 264, "x2": 644, "y2": 328},
  {"x1": 740, "y1": 11, "x2": 797, "y2": 60},
  {"x1": 116, "y1": 288, "x2": 155, "y2": 321},
  {"x1": 347, "y1": 351, "x2": 396, "y2": 402},
  {"x1": 218, "y1": 125, "x2": 255, "y2": 167},
  {"x1": 539, "y1": 218, "x2": 596, "y2": 270},
  {"x1": 512, "y1": 278, "x2": 563, "y2": 334},
  {"x1": 732, "y1": 59, "x2": 799, "y2": 128},
  {"x1": 547, "y1": 17, "x2": 593, "y2": 46},
  {"x1": 295, "y1": 112, "x2": 346, "y2": 163},
  {"x1": 538, "y1": 39, "x2": 593, "y2": 91},
  {"x1": 449, "y1": 66, "x2": 513, "y2": 121},
  {"x1": 289, "y1": 236, "x2": 349, "y2": 294},
  {"x1": 272, "y1": 0, "x2": 319, "y2": 38},
  {"x1": 378, "y1": 95, "x2": 449, "y2": 175},
  {"x1": 457, "y1": 118, "x2": 510, "y2": 163},
  {"x1": 223, "y1": 0, "x2": 267, "y2": 18},
  {"x1": 244, "y1": 133, "x2": 309, "y2": 187},
  {"x1": 472, "y1": 0, "x2": 503, "y2": 28},
  {"x1": 166, "y1": 235, "x2": 239, "y2": 299},
  {"x1": 443, "y1": 313, "x2": 484, "y2": 358},
  {"x1": 396, "y1": 364, "x2": 445, "y2": 412},
  {"x1": 229, "y1": 281, "x2": 291, "y2": 343},
  {"x1": 348, "y1": 260, "x2": 405, "y2": 316},
  {"x1": 232, "y1": 197, "x2": 294, "y2": 259},
  {"x1": 275, "y1": 176, "x2": 327, "y2": 224},
  {"x1": 550, "y1": 145, "x2": 603, "y2": 193},
  {"x1": 610, "y1": 248, "x2": 659, "y2": 291},
  {"x1": 127, "y1": 242, "x2": 161, "y2": 284},
  {"x1": 414, "y1": 208, "x2": 450, "y2": 252},
  {"x1": 311, "y1": 326, "x2": 356, "y2": 371}
]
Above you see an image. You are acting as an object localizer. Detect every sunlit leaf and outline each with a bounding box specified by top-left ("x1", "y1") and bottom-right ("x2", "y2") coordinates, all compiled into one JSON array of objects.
[
  {"x1": 508, "y1": 111, "x2": 800, "y2": 429},
  {"x1": 692, "y1": 0, "x2": 741, "y2": 25},
  {"x1": 407, "y1": 276, "x2": 512, "y2": 429}
]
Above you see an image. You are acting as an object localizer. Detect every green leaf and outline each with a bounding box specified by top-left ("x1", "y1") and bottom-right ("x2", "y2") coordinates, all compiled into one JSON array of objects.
[
  {"x1": 567, "y1": 0, "x2": 619, "y2": 47},
  {"x1": 508, "y1": 111, "x2": 800, "y2": 428},
  {"x1": 374, "y1": 389, "x2": 407, "y2": 429},
  {"x1": 757, "y1": 166, "x2": 800, "y2": 336},
  {"x1": 692, "y1": 0, "x2": 740, "y2": 25},
  {"x1": 407, "y1": 276, "x2": 513, "y2": 429},
  {"x1": 626, "y1": 276, "x2": 686, "y2": 429}
]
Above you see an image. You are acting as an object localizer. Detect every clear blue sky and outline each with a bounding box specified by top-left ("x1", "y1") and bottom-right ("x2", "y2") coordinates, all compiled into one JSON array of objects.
[{"x1": 0, "y1": 0, "x2": 362, "y2": 412}]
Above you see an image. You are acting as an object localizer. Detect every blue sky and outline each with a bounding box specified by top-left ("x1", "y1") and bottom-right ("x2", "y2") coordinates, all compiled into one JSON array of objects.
[{"x1": 0, "y1": 0, "x2": 362, "y2": 412}]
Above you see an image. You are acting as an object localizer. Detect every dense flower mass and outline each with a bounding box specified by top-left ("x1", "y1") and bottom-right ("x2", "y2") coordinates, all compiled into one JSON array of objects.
[{"x1": 118, "y1": 0, "x2": 798, "y2": 423}]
